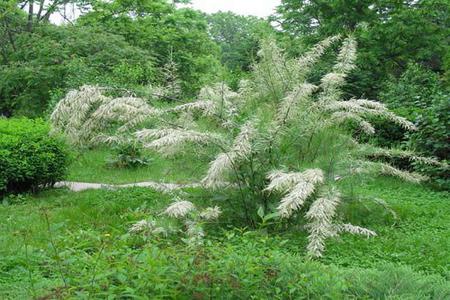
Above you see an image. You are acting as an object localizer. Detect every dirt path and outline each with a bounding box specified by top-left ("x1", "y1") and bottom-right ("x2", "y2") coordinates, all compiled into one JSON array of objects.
[{"x1": 54, "y1": 181, "x2": 201, "y2": 193}]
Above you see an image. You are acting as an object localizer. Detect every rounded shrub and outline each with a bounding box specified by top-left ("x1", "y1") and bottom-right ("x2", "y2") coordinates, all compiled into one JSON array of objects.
[
  {"x1": 408, "y1": 91, "x2": 450, "y2": 189},
  {"x1": 0, "y1": 117, "x2": 69, "y2": 196}
]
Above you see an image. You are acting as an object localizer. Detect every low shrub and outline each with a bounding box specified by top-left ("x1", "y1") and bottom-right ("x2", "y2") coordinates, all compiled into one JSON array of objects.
[
  {"x1": 0, "y1": 118, "x2": 69, "y2": 196},
  {"x1": 107, "y1": 142, "x2": 152, "y2": 168}
]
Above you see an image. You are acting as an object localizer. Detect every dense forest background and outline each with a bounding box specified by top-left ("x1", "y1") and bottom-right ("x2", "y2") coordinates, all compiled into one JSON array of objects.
[{"x1": 1, "y1": 0, "x2": 448, "y2": 185}]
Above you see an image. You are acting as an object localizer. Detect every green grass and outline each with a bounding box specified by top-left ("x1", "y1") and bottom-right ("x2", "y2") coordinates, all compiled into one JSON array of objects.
[
  {"x1": 313, "y1": 177, "x2": 449, "y2": 276},
  {"x1": 1, "y1": 149, "x2": 449, "y2": 298},
  {"x1": 1, "y1": 178, "x2": 449, "y2": 298},
  {"x1": 67, "y1": 148, "x2": 209, "y2": 184}
]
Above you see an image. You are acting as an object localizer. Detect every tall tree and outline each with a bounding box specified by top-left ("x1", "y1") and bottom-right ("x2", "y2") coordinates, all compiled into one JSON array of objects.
[
  {"x1": 207, "y1": 12, "x2": 273, "y2": 72},
  {"x1": 78, "y1": 0, "x2": 221, "y2": 95},
  {"x1": 273, "y1": 0, "x2": 449, "y2": 97}
]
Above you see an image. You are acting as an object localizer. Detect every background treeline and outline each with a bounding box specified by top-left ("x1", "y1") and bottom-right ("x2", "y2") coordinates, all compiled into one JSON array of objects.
[
  {"x1": 0, "y1": 0, "x2": 448, "y2": 186},
  {"x1": 0, "y1": 0, "x2": 272, "y2": 117}
]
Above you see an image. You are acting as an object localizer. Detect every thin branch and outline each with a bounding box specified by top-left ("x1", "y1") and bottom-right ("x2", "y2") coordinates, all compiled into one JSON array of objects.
[{"x1": 36, "y1": 0, "x2": 45, "y2": 20}]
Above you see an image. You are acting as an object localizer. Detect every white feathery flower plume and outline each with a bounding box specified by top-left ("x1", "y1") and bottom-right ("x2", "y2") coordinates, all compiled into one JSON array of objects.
[
  {"x1": 202, "y1": 153, "x2": 234, "y2": 188},
  {"x1": 276, "y1": 83, "x2": 318, "y2": 125},
  {"x1": 129, "y1": 220, "x2": 154, "y2": 234},
  {"x1": 320, "y1": 72, "x2": 347, "y2": 91},
  {"x1": 169, "y1": 100, "x2": 215, "y2": 114},
  {"x1": 354, "y1": 160, "x2": 428, "y2": 183},
  {"x1": 199, "y1": 206, "x2": 222, "y2": 220},
  {"x1": 91, "y1": 134, "x2": 131, "y2": 146},
  {"x1": 266, "y1": 169, "x2": 325, "y2": 218},
  {"x1": 333, "y1": 37, "x2": 357, "y2": 74},
  {"x1": 337, "y1": 224, "x2": 377, "y2": 237},
  {"x1": 136, "y1": 128, "x2": 225, "y2": 153},
  {"x1": 356, "y1": 144, "x2": 443, "y2": 166},
  {"x1": 329, "y1": 111, "x2": 376, "y2": 135},
  {"x1": 318, "y1": 37, "x2": 357, "y2": 103},
  {"x1": 164, "y1": 200, "x2": 195, "y2": 218},
  {"x1": 296, "y1": 35, "x2": 341, "y2": 79},
  {"x1": 354, "y1": 99, "x2": 387, "y2": 110},
  {"x1": 51, "y1": 86, "x2": 162, "y2": 147},
  {"x1": 202, "y1": 120, "x2": 257, "y2": 188},
  {"x1": 168, "y1": 83, "x2": 240, "y2": 127},
  {"x1": 232, "y1": 120, "x2": 257, "y2": 158},
  {"x1": 277, "y1": 182, "x2": 317, "y2": 218},
  {"x1": 252, "y1": 38, "x2": 290, "y2": 99},
  {"x1": 306, "y1": 188, "x2": 341, "y2": 257},
  {"x1": 184, "y1": 220, "x2": 205, "y2": 246},
  {"x1": 265, "y1": 170, "x2": 308, "y2": 192},
  {"x1": 324, "y1": 99, "x2": 416, "y2": 131},
  {"x1": 51, "y1": 85, "x2": 109, "y2": 145},
  {"x1": 128, "y1": 220, "x2": 167, "y2": 236},
  {"x1": 379, "y1": 163, "x2": 428, "y2": 183}
]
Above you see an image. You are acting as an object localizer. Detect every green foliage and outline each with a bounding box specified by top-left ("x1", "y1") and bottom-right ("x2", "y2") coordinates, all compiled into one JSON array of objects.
[
  {"x1": 0, "y1": 118, "x2": 69, "y2": 195},
  {"x1": 205, "y1": 12, "x2": 275, "y2": 89},
  {"x1": 274, "y1": 0, "x2": 449, "y2": 98},
  {"x1": 380, "y1": 63, "x2": 441, "y2": 119},
  {"x1": 409, "y1": 93, "x2": 449, "y2": 160},
  {"x1": 322, "y1": 177, "x2": 450, "y2": 275},
  {"x1": 408, "y1": 93, "x2": 449, "y2": 188},
  {"x1": 0, "y1": 25, "x2": 155, "y2": 117},
  {"x1": 107, "y1": 143, "x2": 151, "y2": 169},
  {"x1": 1, "y1": 0, "x2": 222, "y2": 116},
  {"x1": 378, "y1": 63, "x2": 449, "y2": 188},
  {"x1": 78, "y1": 0, "x2": 221, "y2": 96},
  {"x1": 367, "y1": 63, "x2": 441, "y2": 147},
  {"x1": 207, "y1": 12, "x2": 273, "y2": 72}
]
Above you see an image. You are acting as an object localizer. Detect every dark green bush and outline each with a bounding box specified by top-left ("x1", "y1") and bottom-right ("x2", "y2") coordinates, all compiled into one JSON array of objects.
[
  {"x1": 0, "y1": 118, "x2": 69, "y2": 196},
  {"x1": 408, "y1": 92, "x2": 449, "y2": 189},
  {"x1": 381, "y1": 63, "x2": 440, "y2": 119},
  {"x1": 371, "y1": 63, "x2": 439, "y2": 148},
  {"x1": 377, "y1": 63, "x2": 449, "y2": 188}
]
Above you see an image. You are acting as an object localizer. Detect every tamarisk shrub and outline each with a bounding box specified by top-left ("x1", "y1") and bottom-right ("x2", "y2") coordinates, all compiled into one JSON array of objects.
[
  {"x1": 137, "y1": 36, "x2": 441, "y2": 257},
  {"x1": 50, "y1": 85, "x2": 163, "y2": 147}
]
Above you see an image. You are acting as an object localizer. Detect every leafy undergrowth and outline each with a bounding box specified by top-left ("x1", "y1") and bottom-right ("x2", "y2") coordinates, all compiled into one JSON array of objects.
[
  {"x1": 67, "y1": 148, "x2": 209, "y2": 184},
  {"x1": 1, "y1": 178, "x2": 449, "y2": 299}
]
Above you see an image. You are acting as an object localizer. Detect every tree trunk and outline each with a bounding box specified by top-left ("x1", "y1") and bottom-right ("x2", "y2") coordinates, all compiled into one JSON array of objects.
[{"x1": 27, "y1": 0, "x2": 34, "y2": 32}]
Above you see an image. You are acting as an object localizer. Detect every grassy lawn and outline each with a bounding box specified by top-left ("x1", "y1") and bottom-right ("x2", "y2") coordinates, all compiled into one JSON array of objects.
[
  {"x1": 1, "y1": 150, "x2": 449, "y2": 298},
  {"x1": 319, "y1": 177, "x2": 450, "y2": 276},
  {"x1": 67, "y1": 148, "x2": 209, "y2": 184}
]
